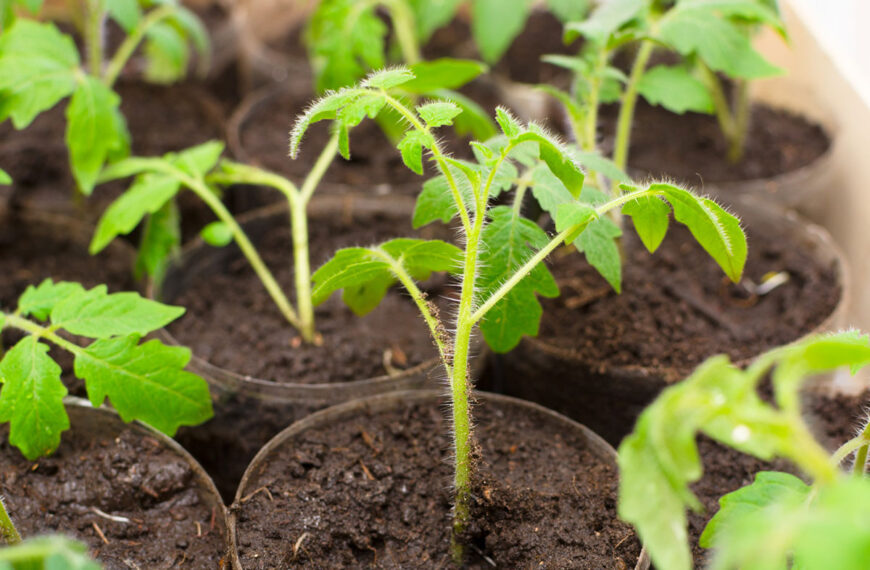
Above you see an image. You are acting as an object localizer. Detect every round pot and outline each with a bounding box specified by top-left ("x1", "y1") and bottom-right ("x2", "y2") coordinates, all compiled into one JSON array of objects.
[
  {"x1": 0, "y1": 81, "x2": 226, "y2": 224},
  {"x1": 150, "y1": 198, "x2": 475, "y2": 502},
  {"x1": 492, "y1": 195, "x2": 849, "y2": 446},
  {"x1": 228, "y1": 389, "x2": 650, "y2": 569},
  {"x1": 0, "y1": 398, "x2": 229, "y2": 567}
]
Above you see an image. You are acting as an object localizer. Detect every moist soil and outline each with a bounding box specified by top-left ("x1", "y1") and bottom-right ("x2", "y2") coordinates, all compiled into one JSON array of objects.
[
  {"x1": 601, "y1": 101, "x2": 831, "y2": 185},
  {"x1": 0, "y1": 410, "x2": 227, "y2": 569},
  {"x1": 165, "y1": 209, "x2": 449, "y2": 501},
  {"x1": 233, "y1": 397, "x2": 642, "y2": 568}
]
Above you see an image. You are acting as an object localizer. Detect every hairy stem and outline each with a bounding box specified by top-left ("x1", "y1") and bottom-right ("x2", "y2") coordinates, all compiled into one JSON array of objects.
[
  {"x1": 85, "y1": 0, "x2": 106, "y2": 77},
  {"x1": 613, "y1": 40, "x2": 654, "y2": 171},
  {"x1": 103, "y1": 4, "x2": 176, "y2": 87},
  {"x1": 0, "y1": 497, "x2": 21, "y2": 546}
]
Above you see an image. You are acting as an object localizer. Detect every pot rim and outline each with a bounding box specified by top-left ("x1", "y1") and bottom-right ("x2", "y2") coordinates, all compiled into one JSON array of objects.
[
  {"x1": 227, "y1": 388, "x2": 650, "y2": 570},
  {"x1": 521, "y1": 193, "x2": 850, "y2": 384}
]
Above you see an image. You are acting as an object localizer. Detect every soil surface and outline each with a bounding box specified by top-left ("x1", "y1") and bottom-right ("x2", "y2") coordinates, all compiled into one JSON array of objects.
[
  {"x1": 0, "y1": 410, "x2": 227, "y2": 569},
  {"x1": 233, "y1": 397, "x2": 642, "y2": 568},
  {"x1": 542, "y1": 217, "x2": 839, "y2": 378},
  {"x1": 166, "y1": 209, "x2": 445, "y2": 384},
  {"x1": 601, "y1": 101, "x2": 831, "y2": 184}
]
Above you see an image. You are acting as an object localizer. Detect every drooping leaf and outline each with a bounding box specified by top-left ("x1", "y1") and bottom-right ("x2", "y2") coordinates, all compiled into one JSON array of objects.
[
  {"x1": 477, "y1": 206, "x2": 559, "y2": 352},
  {"x1": 0, "y1": 336, "x2": 68, "y2": 460},
  {"x1": 0, "y1": 20, "x2": 79, "y2": 128},
  {"x1": 75, "y1": 336, "x2": 212, "y2": 436},
  {"x1": 511, "y1": 127, "x2": 585, "y2": 197},
  {"x1": 397, "y1": 129, "x2": 433, "y2": 175},
  {"x1": 50, "y1": 286, "x2": 185, "y2": 338},
  {"x1": 574, "y1": 215, "x2": 623, "y2": 292},
  {"x1": 90, "y1": 172, "x2": 182, "y2": 254},
  {"x1": 622, "y1": 194, "x2": 671, "y2": 252},
  {"x1": 403, "y1": 58, "x2": 488, "y2": 92},
  {"x1": 17, "y1": 279, "x2": 85, "y2": 321},
  {"x1": 65, "y1": 77, "x2": 130, "y2": 194},
  {"x1": 471, "y1": 0, "x2": 532, "y2": 63},
  {"x1": 638, "y1": 65, "x2": 715, "y2": 114}
]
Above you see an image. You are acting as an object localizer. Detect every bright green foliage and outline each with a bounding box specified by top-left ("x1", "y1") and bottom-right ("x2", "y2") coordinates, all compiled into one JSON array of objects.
[
  {"x1": 407, "y1": 0, "x2": 464, "y2": 40},
  {"x1": 564, "y1": 0, "x2": 645, "y2": 45},
  {"x1": 107, "y1": 0, "x2": 141, "y2": 32},
  {"x1": 472, "y1": 0, "x2": 532, "y2": 63},
  {"x1": 0, "y1": 535, "x2": 101, "y2": 570},
  {"x1": 617, "y1": 331, "x2": 870, "y2": 570},
  {"x1": 200, "y1": 221, "x2": 233, "y2": 247},
  {"x1": 0, "y1": 0, "x2": 43, "y2": 29},
  {"x1": 0, "y1": 337, "x2": 68, "y2": 461},
  {"x1": 404, "y1": 60, "x2": 488, "y2": 93},
  {"x1": 0, "y1": 168, "x2": 9, "y2": 185},
  {"x1": 312, "y1": 239, "x2": 463, "y2": 315},
  {"x1": 637, "y1": 65, "x2": 714, "y2": 114},
  {"x1": 477, "y1": 206, "x2": 559, "y2": 352},
  {"x1": 621, "y1": 194, "x2": 670, "y2": 252},
  {"x1": 0, "y1": 280, "x2": 212, "y2": 460}
]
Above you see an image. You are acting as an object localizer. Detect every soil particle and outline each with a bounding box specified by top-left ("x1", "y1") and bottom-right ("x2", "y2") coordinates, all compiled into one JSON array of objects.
[
  {"x1": 234, "y1": 397, "x2": 642, "y2": 568},
  {"x1": 0, "y1": 411, "x2": 227, "y2": 569}
]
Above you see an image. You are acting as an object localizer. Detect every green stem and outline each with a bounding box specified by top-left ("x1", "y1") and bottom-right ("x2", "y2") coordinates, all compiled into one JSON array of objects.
[
  {"x1": 728, "y1": 79, "x2": 751, "y2": 163},
  {"x1": 699, "y1": 63, "x2": 738, "y2": 153},
  {"x1": 583, "y1": 50, "x2": 607, "y2": 154},
  {"x1": 85, "y1": 0, "x2": 106, "y2": 77},
  {"x1": 612, "y1": 40, "x2": 654, "y2": 172},
  {"x1": 0, "y1": 497, "x2": 21, "y2": 546},
  {"x1": 382, "y1": 0, "x2": 421, "y2": 65},
  {"x1": 299, "y1": 131, "x2": 339, "y2": 203},
  {"x1": 854, "y1": 444, "x2": 869, "y2": 477},
  {"x1": 103, "y1": 4, "x2": 176, "y2": 88}
]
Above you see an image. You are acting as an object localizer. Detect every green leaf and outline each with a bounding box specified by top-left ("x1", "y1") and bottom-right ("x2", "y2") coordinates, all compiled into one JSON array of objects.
[
  {"x1": 700, "y1": 471, "x2": 810, "y2": 549},
  {"x1": 0, "y1": 20, "x2": 79, "y2": 128},
  {"x1": 200, "y1": 221, "x2": 233, "y2": 247},
  {"x1": 408, "y1": 0, "x2": 463, "y2": 40},
  {"x1": 0, "y1": 168, "x2": 10, "y2": 185},
  {"x1": 75, "y1": 336, "x2": 212, "y2": 436},
  {"x1": 416, "y1": 101, "x2": 462, "y2": 128},
  {"x1": 655, "y1": 183, "x2": 747, "y2": 282},
  {"x1": 512, "y1": 128, "x2": 585, "y2": 197},
  {"x1": 90, "y1": 172, "x2": 181, "y2": 254},
  {"x1": 429, "y1": 89, "x2": 497, "y2": 140},
  {"x1": 554, "y1": 201, "x2": 598, "y2": 244},
  {"x1": 622, "y1": 194, "x2": 671, "y2": 252},
  {"x1": 574, "y1": 216, "x2": 623, "y2": 292},
  {"x1": 361, "y1": 67, "x2": 416, "y2": 90},
  {"x1": 495, "y1": 107, "x2": 522, "y2": 138},
  {"x1": 397, "y1": 129, "x2": 432, "y2": 175},
  {"x1": 144, "y1": 20, "x2": 189, "y2": 84},
  {"x1": 135, "y1": 199, "x2": 181, "y2": 283},
  {"x1": 547, "y1": 0, "x2": 591, "y2": 22},
  {"x1": 638, "y1": 65, "x2": 715, "y2": 114},
  {"x1": 478, "y1": 206, "x2": 559, "y2": 352},
  {"x1": 529, "y1": 165, "x2": 574, "y2": 216},
  {"x1": 679, "y1": 0, "x2": 787, "y2": 37},
  {"x1": 0, "y1": 535, "x2": 101, "y2": 569},
  {"x1": 412, "y1": 171, "x2": 475, "y2": 228},
  {"x1": 312, "y1": 239, "x2": 462, "y2": 315},
  {"x1": 0, "y1": 336, "x2": 68, "y2": 460},
  {"x1": 658, "y1": 5, "x2": 783, "y2": 79},
  {"x1": 403, "y1": 58, "x2": 488, "y2": 92},
  {"x1": 571, "y1": 149, "x2": 630, "y2": 183},
  {"x1": 106, "y1": 0, "x2": 141, "y2": 32},
  {"x1": 169, "y1": 3, "x2": 211, "y2": 74},
  {"x1": 169, "y1": 140, "x2": 224, "y2": 178},
  {"x1": 472, "y1": 0, "x2": 532, "y2": 63},
  {"x1": 564, "y1": 0, "x2": 645, "y2": 43},
  {"x1": 17, "y1": 280, "x2": 85, "y2": 321},
  {"x1": 50, "y1": 286, "x2": 185, "y2": 338},
  {"x1": 66, "y1": 77, "x2": 130, "y2": 195}
]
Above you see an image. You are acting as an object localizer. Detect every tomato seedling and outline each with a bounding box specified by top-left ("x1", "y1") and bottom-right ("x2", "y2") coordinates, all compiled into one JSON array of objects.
[{"x1": 619, "y1": 331, "x2": 870, "y2": 570}]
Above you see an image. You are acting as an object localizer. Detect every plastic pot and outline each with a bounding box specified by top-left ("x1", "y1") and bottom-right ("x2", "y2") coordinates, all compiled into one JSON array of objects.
[
  {"x1": 149, "y1": 198, "x2": 475, "y2": 502},
  {"x1": 492, "y1": 196, "x2": 849, "y2": 446},
  {"x1": 0, "y1": 398, "x2": 229, "y2": 567},
  {"x1": 228, "y1": 389, "x2": 650, "y2": 569}
]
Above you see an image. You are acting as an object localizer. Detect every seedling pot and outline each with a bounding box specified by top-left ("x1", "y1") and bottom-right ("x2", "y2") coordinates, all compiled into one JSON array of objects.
[
  {"x1": 0, "y1": 398, "x2": 229, "y2": 567},
  {"x1": 493, "y1": 196, "x2": 848, "y2": 446},
  {"x1": 228, "y1": 389, "x2": 650, "y2": 569},
  {"x1": 150, "y1": 199, "x2": 475, "y2": 502}
]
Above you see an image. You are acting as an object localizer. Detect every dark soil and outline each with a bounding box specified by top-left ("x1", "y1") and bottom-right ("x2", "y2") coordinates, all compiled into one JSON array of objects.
[
  {"x1": 0, "y1": 408, "x2": 227, "y2": 569},
  {"x1": 602, "y1": 101, "x2": 831, "y2": 184},
  {"x1": 166, "y1": 209, "x2": 444, "y2": 383},
  {"x1": 233, "y1": 396, "x2": 642, "y2": 568},
  {"x1": 542, "y1": 218, "x2": 839, "y2": 379}
]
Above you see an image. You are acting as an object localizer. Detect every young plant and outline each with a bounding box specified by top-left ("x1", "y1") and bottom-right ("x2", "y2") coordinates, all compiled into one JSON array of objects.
[
  {"x1": 545, "y1": 0, "x2": 785, "y2": 170},
  {"x1": 0, "y1": 0, "x2": 208, "y2": 195},
  {"x1": 618, "y1": 331, "x2": 870, "y2": 570},
  {"x1": 0, "y1": 279, "x2": 213, "y2": 549},
  {"x1": 0, "y1": 535, "x2": 100, "y2": 568},
  {"x1": 293, "y1": 67, "x2": 749, "y2": 562}
]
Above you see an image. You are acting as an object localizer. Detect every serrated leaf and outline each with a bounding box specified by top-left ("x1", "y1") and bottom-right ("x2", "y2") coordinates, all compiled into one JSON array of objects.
[
  {"x1": 638, "y1": 65, "x2": 715, "y2": 114},
  {"x1": 0, "y1": 20, "x2": 79, "y2": 128},
  {"x1": 575, "y1": 216, "x2": 623, "y2": 292},
  {"x1": 135, "y1": 199, "x2": 181, "y2": 283},
  {"x1": 478, "y1": 206, "x2": 559, "y2": 352},
  {"x1": 0, "y1": 535, "x2": 101, "y2": 569},
  {"x1": 622, "y1": 194, "x2": 671, "y2": 252},
  {"x1": 75, "y1": 336, "x2": 212, "y2": 435},
  {"x1": 472, "y1": 0, "x2": 532, "y2": 63},
  {"x1": 658, "y1": 5, "x2": 783, "y2": 79},
  {"x1": 144, "y1": 20, "x2": 188, "y2": 84},
  {"x1": 106, "y1": 0, "x2": 141, "y2": 32},
  {"x1": 512, "y1": 129, "x2": 585, "y2": 197},
  {"x1": 0, "y1": 336, "x2": 68, "y2": 460},
  {"x1": 416, "y1": 101, "x2": 461, "y2": 128},
  {"x1": 655, "y1": 183, "x2": 747, "y2": 282},
  {"x1": 564, "y1": 0, "x2": 645, "y2": 43},
  {"x1": 530, "y1": 165, "x2": 574, "y2": 215},
  {"x1": 412, "y1": 169, "x2": 475, "y2": 228},
  {"x1": 200, "y1": 221, "x2": 233, "y2": 247},
  {"x1": 66, "y1": 77, "x2": 130, "y2": 195},
  {"x1": 170, "y1": 140, "x2": 224, "y2": 178},
  {"x1": 495, "y1": 107, "x2": 522, "y2": 138},
  {"x1": 397, "y1": 130, "x2": 432, "y2": 175},
  {"x1": 291, "y1": 89, "x2": 359, "y2": 157},
  {"x1": 90, "y1": 172, "x2": 181, "y2": 254},
  {"x1": 554, "y1": 201, "x2": 598, "y2": 244},
  {"x1": 50, "y1": 286, "x2": 185, "y2": 338},
  {"x1": 17, "y1": 279, "x2": 85, "y2": 321},
  {"x1": 361, "y1": 67, "x2": 415, "y2": 90},
  {"x1": 428, "y1": 89, "x2": 497, "y2": 140},
  {"x1": 403, "y1": 58, "x2": 487, "y2": 92}
]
